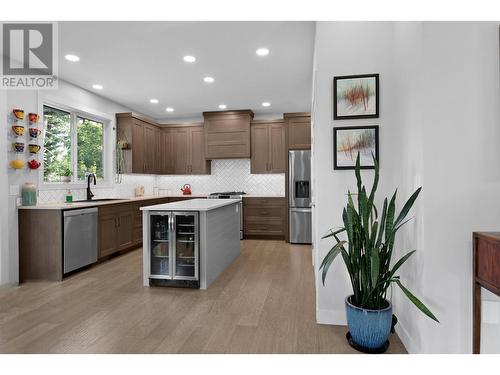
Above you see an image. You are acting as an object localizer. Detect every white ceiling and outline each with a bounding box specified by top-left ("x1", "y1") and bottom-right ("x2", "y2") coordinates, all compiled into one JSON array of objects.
[{"x1": 58, "y1": 21, "x2": 315, "y2": 121}]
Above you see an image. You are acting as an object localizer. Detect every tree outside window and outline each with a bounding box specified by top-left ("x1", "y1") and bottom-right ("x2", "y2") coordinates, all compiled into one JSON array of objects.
[
  {"x1": 43, "y1": 105, "x2": 105, "y2": 183},
  {"x1": 43, "y1": 106, "x2": 71, "y2": 182},
  {"x1": 77, "y1": 117, "x2": 104, "y2": 180}
]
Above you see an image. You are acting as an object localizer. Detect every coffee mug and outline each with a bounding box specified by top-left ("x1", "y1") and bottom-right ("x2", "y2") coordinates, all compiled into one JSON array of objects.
[
  {"x1": 13, "y1": 142, "x2": 24, "y2": 152},
  {"x1": 29, "y1": 128, "x2": 41, "y2": 138},
  {"x1": 27, "y1": 159, "x2": 41, "y2": 169},
  {"x1": 13, "y1": 109, "x2": 24, "y2": 120},
  {"x1": 28, "y1": 113, "x2": 39, "y2": 123},
  {"x1": 12, "y1": 125, "x2": 25, "y2": 136},
  {"x1": 10, "y1": 159, "x2": 25, "y2": 169},
  {"x1": 28, "y1": 144, "x2": 41, "y2": 154}
]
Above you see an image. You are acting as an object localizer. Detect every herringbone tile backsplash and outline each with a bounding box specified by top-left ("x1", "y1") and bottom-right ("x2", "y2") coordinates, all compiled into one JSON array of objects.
[{"x1": 37, "y1": 159, "x2": 285, "y2": 203}]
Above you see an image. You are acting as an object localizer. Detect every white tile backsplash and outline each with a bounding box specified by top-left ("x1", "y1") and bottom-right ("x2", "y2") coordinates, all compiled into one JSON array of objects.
[
  {"x1": 157, "y1": 159, "x2": 285, "y2": 195},
  {"x1": 36, "y1": 159, "x2": 284, "y2": 203}
]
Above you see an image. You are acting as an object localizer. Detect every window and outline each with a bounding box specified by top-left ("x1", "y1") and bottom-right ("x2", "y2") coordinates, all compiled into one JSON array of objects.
[
  {"x1": 43, "y1": 106, "x2": 71, "y2": 182},
  {"x1": 43, "y1": 104, "x2": 106, "y2": 183},
  {"x1": 77, "y1": 117, "x2": 104, "y2": 180}
]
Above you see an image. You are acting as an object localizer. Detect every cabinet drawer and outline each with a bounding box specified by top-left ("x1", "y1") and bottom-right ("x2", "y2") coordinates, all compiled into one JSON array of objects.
[
  {"x1": 244, "y1": 206, "x2": 283, "y2": 219},
  {"x1": 244, "y1": 223, "x2": 284, "y2": 235},
  {"x1": 476, "y1": 237, "x2": 500, "y2": 287},
  {"x1": 243, "y1": 197, "x2": 286, "y2": 207},
  {"x1": 98, "y1": 204, "x2": 117, "y2": 217}
]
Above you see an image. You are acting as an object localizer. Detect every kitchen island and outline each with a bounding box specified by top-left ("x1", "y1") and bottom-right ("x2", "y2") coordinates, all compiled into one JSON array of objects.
[{"x1": 141, "y1": 198, "x2": 241, "y2": 289}]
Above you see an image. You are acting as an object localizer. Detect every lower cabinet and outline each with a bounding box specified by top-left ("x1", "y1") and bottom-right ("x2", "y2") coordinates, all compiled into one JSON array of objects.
[
  {"x1": 243, "y1": 197, "x2": 287, "y2": 239},
  {"x1": 98, "y1": 203, "x2": 135, "y2": 259},
  {"x1": 98, "y1": 197, "x2": 194, "y2": 259}
]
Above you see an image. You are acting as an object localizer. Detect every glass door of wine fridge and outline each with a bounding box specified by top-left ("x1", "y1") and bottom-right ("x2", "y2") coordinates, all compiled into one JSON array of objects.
[
  {"x1": 150, "y1": 213, "x2": 171, "y2": 278},
  {"x1": 173, "y1": 212, "x2": 199, "y2": 280}
]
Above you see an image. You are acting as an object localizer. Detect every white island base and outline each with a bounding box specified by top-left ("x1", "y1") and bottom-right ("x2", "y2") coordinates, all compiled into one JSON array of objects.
[{"x1": 141, "y1": 199, "x2": 241, "y2": 289}]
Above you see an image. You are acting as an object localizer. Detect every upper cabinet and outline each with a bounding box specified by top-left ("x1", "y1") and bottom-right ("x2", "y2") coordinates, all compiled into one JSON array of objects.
[
  {"x1": 203, "y1": 110, "x2": 254, "y2": 159},
  {"x1": 117, "y1": 113, "x2": 160, "y2": 174},
  {"x1": 159, "y1": 128, "x2": 174, "y2": 174},
  {"x1": 284, "y1": 112, "x2": 311, "y2": 150},
  {"x1": 250, "y1": 120, "x2": 286, "y2": 174},
  {"x1": 168, "y1": 124, "x2": 211, "y2": 175},
  {"x1": 116, "y1": 113, "x2": 209, "y2": 175}
]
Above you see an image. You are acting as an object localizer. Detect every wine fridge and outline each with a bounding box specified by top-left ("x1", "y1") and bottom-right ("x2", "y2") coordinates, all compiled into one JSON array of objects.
[{"x1": 147, "y1": 211, "x2": 199, "y2": 288}]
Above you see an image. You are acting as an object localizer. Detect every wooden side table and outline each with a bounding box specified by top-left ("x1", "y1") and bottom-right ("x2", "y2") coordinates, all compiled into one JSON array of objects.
[{"x1": 473, "y1": 232, "x2": 500, "y2": 353}]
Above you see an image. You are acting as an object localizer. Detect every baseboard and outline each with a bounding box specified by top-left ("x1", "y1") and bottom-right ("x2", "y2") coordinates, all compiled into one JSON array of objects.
[
  {"x1": 316, "y1": 308, "x2": 347, "y2": 325},
  {"x1": 395, "y1": 319, "x2": 418, "y2": 353}
]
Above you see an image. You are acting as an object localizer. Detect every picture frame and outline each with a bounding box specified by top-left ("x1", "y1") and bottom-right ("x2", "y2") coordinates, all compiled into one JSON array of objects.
[
  {"x1": 333, "y1": 126, "x2": 379, "y2": 170},
  {"x1": 333, "y1": 74, "x2": 379, "y2": 119}
]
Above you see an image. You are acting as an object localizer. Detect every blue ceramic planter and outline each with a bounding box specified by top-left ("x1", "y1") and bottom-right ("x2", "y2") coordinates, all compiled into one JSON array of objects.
[{"x1": 345, "y1": 295, "x2": 392, "y2": 350}]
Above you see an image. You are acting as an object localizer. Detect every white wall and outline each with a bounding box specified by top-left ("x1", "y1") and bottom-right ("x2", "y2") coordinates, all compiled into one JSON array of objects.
[
  {"x1": 312, "y1": 21, "x2": 413, "y2": 325},
  {"x1": 399, "y1": 22, "x2": 500, "y2": 354},
  {"x1": 0, "y1": 89, "x2": 9, "y2": 285},
  {"x1": 312, "y1": 21, "x2": 500, "y2": 354}
]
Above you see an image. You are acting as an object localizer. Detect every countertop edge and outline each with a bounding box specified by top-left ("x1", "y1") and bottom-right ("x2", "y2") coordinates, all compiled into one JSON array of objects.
[
  {"x1": 18, "y1": 194, "x2": 286, "y2": 210},
  {"x1": 18, "y1": 194, "x2": 208, "y2": 210},
  {"x1": 141, "y1": 198, "x2": 241, "y2": 212}
]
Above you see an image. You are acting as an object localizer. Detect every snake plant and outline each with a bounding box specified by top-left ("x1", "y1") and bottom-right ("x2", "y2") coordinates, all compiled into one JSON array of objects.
[{"x1": 320, "y1": 153, "x2": 438, "y2": 322}]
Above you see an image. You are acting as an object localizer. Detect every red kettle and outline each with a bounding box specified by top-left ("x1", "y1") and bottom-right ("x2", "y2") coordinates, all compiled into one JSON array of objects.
[{"x1": 180, "y1": 184, "x2": 192, "y2": 195}]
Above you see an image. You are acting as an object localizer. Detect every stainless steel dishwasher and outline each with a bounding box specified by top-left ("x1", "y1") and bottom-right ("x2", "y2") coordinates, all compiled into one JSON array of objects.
[{"x1": 63, "y1": 207, "x2": 98, "y2": 274}]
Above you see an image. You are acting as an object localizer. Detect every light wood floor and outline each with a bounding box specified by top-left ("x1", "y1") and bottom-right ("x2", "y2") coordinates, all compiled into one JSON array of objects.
[{"x1": 0, "y1": 240, "x2": 406, "y2": 354}]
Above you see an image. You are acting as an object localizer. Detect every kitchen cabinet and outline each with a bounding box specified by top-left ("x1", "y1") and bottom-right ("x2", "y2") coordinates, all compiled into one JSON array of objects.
[
  {"x1": 117, "y1": 113, "x2": 174, "y2": 175},
  {"x1": 131, "y1": 119, "x2": 145, "y2": 173},
  {"x1": 284, "y1": 112, "x2": 311, "y2": 150},
  {"x1": 203, "y1": 110, "x2": 254, "y2": 159},
  {"x1": 98, "y1": 203, "x2": 135, "y2": 259},
  {"x1": 251, "y1": 120, "x2": 286, "y2": 173},
  {"x1": 143, "y1": 123, "x2": 157, "y2": 174},
  {"x1": 243, "y1": 197, "x2": 287, "y2": 239},
  {"x1": 159, "y1": 128, "x2": 174, "y2": 174},
  {"x1": 170, "y1": 124, "x2": 211, "y2": 175},
  {"x1": 116, "y1": 207, "x2": 134, "y2": 251},
  {"x1": 191, "y1": 127, "x2": 208, "y2": 174},
  {"x1": 171, "y1": 128, "x2": 189, "y2": 174}
]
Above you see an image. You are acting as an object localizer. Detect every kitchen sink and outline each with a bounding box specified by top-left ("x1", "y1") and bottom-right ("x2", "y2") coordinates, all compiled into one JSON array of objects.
[{"x1": 72, "y1": 198, "x2": 127, "y2": 203}]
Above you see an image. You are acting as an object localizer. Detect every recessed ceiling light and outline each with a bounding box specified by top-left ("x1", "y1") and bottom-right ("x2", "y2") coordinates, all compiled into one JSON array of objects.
[
  {"x1": 256, "y1": 48, "x2": 269, "y2": 56},
  {"x1": 166, "y1": 107, "x2": 174, "y2": 112},
  {"x1": 203, "y1": 76, "x2": 215, "y2": 83},
  {"x1": 150, "y1": 99, "x2": 159, "y2": 104},
  {"x1": 183, "y1": 55, "x2": 196, "y2": 63},
  {"x1": 65, "y1": 54, "x2": 80, "y2": 62},
  {"x1": 262, "y1": 102, "x2": 271, "y2": 107},
  {"x1": 92, "y1": 84, "x2": 103, "y2": 90},
  {"x1": 218, "y1": 104, "x2": 227, "y2": 109}
]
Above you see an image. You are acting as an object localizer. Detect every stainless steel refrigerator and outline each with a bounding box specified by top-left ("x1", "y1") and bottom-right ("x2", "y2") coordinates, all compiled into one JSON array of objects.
[{"x1": 289, "y1": 150, "x2": 312, "y2": 244}]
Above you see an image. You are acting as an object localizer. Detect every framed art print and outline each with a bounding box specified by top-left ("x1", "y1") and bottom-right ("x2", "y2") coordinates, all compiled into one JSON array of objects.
[
  {"x1": 333, "y1": 126, "x2": 379, "y2": 170},
  {"x1": 333, "y1": 74, "x2": 379, "y2": 119}
]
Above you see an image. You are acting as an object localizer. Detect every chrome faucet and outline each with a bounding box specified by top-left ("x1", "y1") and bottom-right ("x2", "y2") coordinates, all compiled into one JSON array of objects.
[{"x1": 86, "y1": 173, "x2": 96, "y2": 200}]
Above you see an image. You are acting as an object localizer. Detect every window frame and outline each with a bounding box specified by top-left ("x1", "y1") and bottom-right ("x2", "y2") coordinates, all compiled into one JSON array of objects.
[{"x1": 40, "y1": 100, "x2": 112, "y2": 188}]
